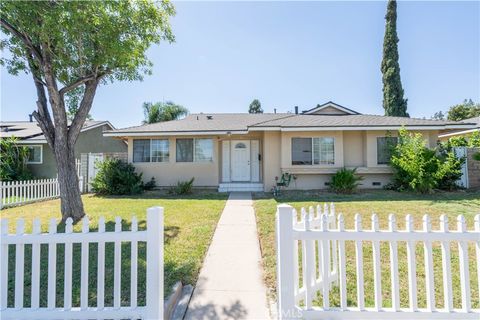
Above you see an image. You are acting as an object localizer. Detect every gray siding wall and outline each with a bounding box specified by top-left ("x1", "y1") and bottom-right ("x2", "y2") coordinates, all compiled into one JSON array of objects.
[{"x1": 27, "y1": 124, "x2": 127, "y2": 178}]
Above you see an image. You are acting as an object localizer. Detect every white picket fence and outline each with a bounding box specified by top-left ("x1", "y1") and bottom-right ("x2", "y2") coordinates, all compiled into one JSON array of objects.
[
  {"x1": 0, "y1": 179, "x2": 60, "y2": 208},
  {"x1": 276, "y1": 203, "x2": 480, "y2": 319},
  {"x1": 0, "y1": 206, "x2": 164, "y2": 320}
]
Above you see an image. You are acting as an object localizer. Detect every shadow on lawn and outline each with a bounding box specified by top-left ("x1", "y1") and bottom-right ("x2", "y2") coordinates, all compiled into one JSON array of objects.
[
  {"x1": 89, "y1": 190, "x2": 228, "y2": 201},
  {"x1": 6, "y1": 232, "x2": 195, "y2": 308},
  {"x1": 254, "y1": 189, "x2": 480, "y2": 205}
]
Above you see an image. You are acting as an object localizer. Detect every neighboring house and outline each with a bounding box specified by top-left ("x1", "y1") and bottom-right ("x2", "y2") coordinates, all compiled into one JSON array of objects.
[
  {"x1": 104, "y1": 101, "x2": 474, "y2": 192},
  {"x1": 0, "y1": 120, "x2": 127, "y2": 178},
  {"x1": 438, "y1": 116, "x2": 480, "y2": 141}
]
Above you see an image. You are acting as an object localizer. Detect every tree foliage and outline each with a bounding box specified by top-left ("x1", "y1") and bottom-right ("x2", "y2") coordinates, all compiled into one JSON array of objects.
[
  {"x1": 446, "y1": 99, "x2": 480, "y2": 121},
  {"x1": 248, "y1": 99, "x2": 263, "y2": 114},
  {"x1": 431, "y1": 111, "x2": 445, "y2": 121},
  {"x1": 0, "y1": 1, "x2": 175, "y2": 221},
  {"x1": 143, "y1": 101, "x2": 188, "y2": 124},
  {"x1": 0, "y1": 137, "x2": 33, "y2": 181},
  {"x1": 381, "y1": 0, "x2": 408, "y2": 117},
  {"x1": 443, "y1": 131, "x2": 480, "y2": 148}
]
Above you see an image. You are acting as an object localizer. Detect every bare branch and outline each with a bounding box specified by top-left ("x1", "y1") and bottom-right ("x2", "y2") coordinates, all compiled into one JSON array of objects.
[
  {"x1": 59, "y1": 74, "x2": 97, "y2": 96},
  {"x1": 26, "y1": 55, "x2": 55, "y2": 148},
  {"x1": 32, "y1": 110, "x2": 55, "y2": 147},
  {"x1": 0, "y1": 18, "x2": 43, "y2": 63}
]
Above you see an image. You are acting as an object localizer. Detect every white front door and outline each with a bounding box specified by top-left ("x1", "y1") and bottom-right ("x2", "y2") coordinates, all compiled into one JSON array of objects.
[{"x1": 231, "y1": 140, "x2": 251, "y2": 181}]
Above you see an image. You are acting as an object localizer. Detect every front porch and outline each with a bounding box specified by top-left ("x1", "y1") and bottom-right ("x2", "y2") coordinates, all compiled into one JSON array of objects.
[
  {"x1": 218, "y1": 138, "x2": 264, "y2": 192},
  {"x1": 218, "y1": 182, "x2": 264, "y2": 192}
]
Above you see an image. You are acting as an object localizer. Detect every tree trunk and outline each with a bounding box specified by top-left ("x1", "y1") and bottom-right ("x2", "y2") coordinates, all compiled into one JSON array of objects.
[{"x1": 54, "y1": 140, "x2": 85, "y2": 223}]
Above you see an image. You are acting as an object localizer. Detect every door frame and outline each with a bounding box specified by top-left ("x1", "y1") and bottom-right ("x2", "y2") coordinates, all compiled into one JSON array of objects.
[{"x1": 230, "y1": 140, "x2": 251, "y2": 182}]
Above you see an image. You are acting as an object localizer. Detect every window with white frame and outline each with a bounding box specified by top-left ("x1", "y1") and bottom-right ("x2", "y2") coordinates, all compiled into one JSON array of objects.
[
  {"x1": 291, "y1": 137, "x2": 334, "y2": 165},
  {"x1": 377, "y1": 137, "x2": 398, "y2": 165},
  {"x1": 133, "y1": 139, "x2": 169, "y2": 163},
  {"x1": 176, "y1": 138, "x2": 213, "y2": 162},
  {"x1": 26, "y1": 145, "x2": 42, "y2": 164}
]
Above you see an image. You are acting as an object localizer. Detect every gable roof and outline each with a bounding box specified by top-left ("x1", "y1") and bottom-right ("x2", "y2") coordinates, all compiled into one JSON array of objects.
[
  {"x1": 105, "y1": 113, "x2": 473, "y2": 137},
  {"x1": 0, "y1": 120, "x2": 115, "y2": 143},
  {"x1": 303, "y1": 101, "x2": 360, "y2": 115}
]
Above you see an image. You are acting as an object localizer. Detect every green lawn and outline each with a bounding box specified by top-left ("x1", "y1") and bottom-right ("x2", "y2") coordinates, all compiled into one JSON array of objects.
[
  {"x1": 254, "y1": 189, "x2": 480, "y2": 310},
  {"x1": 0, "y1": 190, "x2": 227, "y2": 306}
]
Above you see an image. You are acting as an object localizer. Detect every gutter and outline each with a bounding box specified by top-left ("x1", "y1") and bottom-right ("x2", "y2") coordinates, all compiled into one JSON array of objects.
[{"x1": 103, "y1": 130, "x2": 250, "y2": 137}]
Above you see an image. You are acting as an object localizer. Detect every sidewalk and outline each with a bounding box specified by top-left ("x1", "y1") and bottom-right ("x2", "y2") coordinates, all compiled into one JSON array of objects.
[{"x1": 184, "y1": 192, "x2": 271, "y2": 320}]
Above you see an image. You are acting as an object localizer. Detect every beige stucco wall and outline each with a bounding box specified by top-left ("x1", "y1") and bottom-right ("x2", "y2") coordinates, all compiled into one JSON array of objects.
[
  {"x1": 263, "y1": 131, "x2": 282, "y2": 191},
  {"x1": 27, "y1": 124, "x2": 127, "y2": 179},
  {"x1": 364, "y1": 130, "x2": 438, "y2": 168},
  {"x1": 280, "y1": 130, "x2": 344, "y2": 169},
  {"x1": 124, "y1": 128, "x2": 441, "y2": 191},
  {"x1": 128, "y1": 135, "x2": 220, "y2": 187},
  {"x1": 343, "y1": 131, "x2": 365, "y2": 167},
  {"x1": 277, "y1": 129, "x2": 440, "y2": 190}
]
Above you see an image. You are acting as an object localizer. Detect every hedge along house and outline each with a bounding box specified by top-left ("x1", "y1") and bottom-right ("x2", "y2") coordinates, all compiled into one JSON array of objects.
[
  {"x1": 0, "y1": 120, "x2": 127, "y2": 179},
  {"x1": 104, "y1": 102, "x2": 475, "y2": 192}
]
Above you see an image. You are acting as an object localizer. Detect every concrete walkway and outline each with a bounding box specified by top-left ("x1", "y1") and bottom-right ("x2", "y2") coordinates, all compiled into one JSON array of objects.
[{"x1": 184, "y1": 192, "x2": 271, "y2": 320}]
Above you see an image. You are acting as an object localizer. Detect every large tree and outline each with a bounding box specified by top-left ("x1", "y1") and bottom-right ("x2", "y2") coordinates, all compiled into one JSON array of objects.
[
  {"x1": 1, "y1": 1, "x2": 175, "y2": 222},
  {"x1": 381, "y1": 0, "x2": 409, "y2": 117},
  {"x1": 248, "y1": 99, "x2": 263, "y2": 114},
  {"x1": 447, "y1": 99, "x2": 480, "y2": 121},
  {"x1": 143, "y1": 101, "x2": 188, "y2": 124}
]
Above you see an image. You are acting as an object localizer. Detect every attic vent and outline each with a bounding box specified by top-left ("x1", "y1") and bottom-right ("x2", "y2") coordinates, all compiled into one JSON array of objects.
[
  {"x1": 206, "y1": 115, "x2": 213, "y2": 120},
  {"x1": 372, "y1": 182, "x2": 382, "y2": 186}
]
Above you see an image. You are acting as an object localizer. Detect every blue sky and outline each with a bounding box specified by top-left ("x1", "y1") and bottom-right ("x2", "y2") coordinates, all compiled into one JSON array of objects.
[{"x1": 1, "y1": 1, "x2": 479, "y2": 128}]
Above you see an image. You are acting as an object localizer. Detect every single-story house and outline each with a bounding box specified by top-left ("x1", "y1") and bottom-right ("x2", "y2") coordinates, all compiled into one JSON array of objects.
[
  {"x1": 104, "y1": 102, "x2": 475, "y2": 192},
  {"x1": 438, "y1": 116, "x2": 480, "y2": 141},
  {"x1": 0, "y1": 119, "x2": 127, "y2": 179}
]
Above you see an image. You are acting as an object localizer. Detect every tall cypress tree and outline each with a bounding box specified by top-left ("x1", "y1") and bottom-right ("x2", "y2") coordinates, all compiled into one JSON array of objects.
[{"x1": 381, "y1": 0, "x2": 409, "y2": 117}]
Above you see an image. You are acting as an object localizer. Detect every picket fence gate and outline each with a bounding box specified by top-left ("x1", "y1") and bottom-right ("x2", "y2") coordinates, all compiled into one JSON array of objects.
[
  {"x1": 276, "y1": 203, "x2": 480, "y2": 319},
  {"x1": 0, "y1": 207, "x2": 164, "y2": 320}
]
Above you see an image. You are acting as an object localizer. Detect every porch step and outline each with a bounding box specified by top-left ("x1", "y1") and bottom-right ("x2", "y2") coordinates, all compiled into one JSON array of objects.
[{"x1": 218, "y1": 183, "x2": 264, "y2": 192}]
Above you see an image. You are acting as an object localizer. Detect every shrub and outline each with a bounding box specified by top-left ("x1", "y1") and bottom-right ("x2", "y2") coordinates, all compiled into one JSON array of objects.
[
  {"x1": 91, "y1": 159, "x2": 143, "y2": 195},
  {"x1": 473, "y1": 152, "x2": 480, "y2": 161},
  {"x1": 330, "y1": 168, "x2": 363, "y2": 194},
  {"x1": 168, "y1": 177, "x2": 195, "y2": 195},
  {"x1": 144, "y1": 177, "x2": 156, "y2": 190},
  {"x1": 390, "y1": 128, "x2": 463, "y2": 193},
  {"x1": 436, "y1": 147, "x2": 464, "y2": 191},
  {"x1": 469, "y1": 131, "x2": 480, "y2": 147},
  {"x1": 0, "y1": 137, "x2": 32, "y2": 181}
]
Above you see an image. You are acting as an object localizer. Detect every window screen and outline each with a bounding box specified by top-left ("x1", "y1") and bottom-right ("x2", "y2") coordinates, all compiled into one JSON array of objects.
[
  {"x1": 133, "y1": 139, "x2": 150, "y2": 162},
  {"x1": 292, "y1": 138, "x2": 312, "y2": 165},
  {"x1": 195, "y1": 139, "x2": 213, "y2": 162},
  {"x1": 176, "y1": 139, "x2": 194, "y2": 162},
  {"x1": 151, "y1": 139, "x2": 169, "y2": 162},
  {"x1": 27, "y1": 146, "x2": 42, "y2": 164},
  {"x1": 313, "y1": 137, "x2": 335, "y2": 165},
  {"x1": 377, "y1": 137, "x2": 398, "y2": 164}
]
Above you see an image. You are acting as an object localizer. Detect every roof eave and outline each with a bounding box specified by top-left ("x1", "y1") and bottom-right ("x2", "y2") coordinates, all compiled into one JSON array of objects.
[{"x1": 103, "y1": 130, "x2": 250, "y2": 137}]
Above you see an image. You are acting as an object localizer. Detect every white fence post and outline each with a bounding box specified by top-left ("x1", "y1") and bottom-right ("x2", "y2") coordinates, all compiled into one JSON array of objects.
[
  {"x1": 276, "y1": 204, "x2": 296, "y2": 320},
  {"x1": 146, "y1": 206, "x2": 164, "y2": 320}
]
